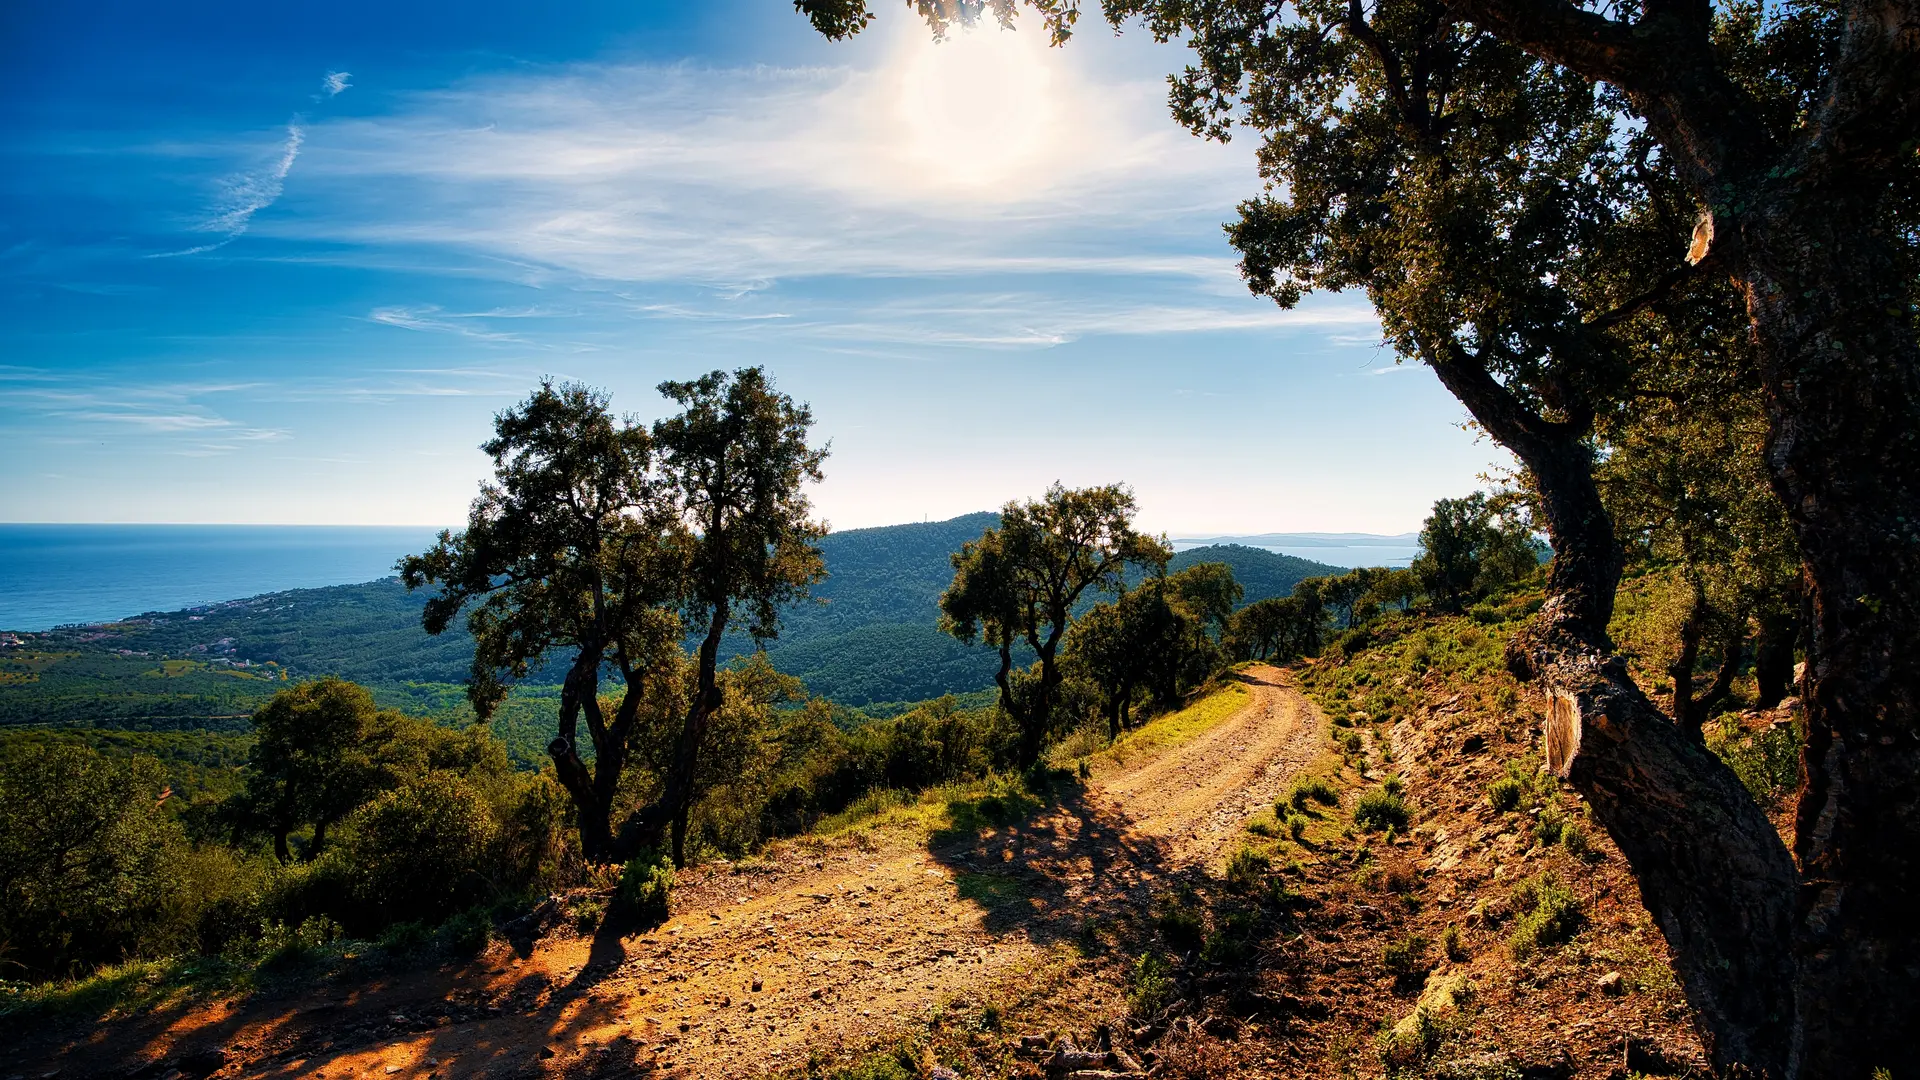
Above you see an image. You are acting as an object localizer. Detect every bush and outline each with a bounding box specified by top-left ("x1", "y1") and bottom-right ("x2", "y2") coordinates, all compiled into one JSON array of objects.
[
  {"x1": 1509, "y1": 874, "x2": 1583, "y2": 958},
  {"x1": 1377, "y1": 1005, "x2": 1443, "y2": 1069},
  {"x1": 246, "y1": 914, "x2": 341, "y2": 969},
  {"x1": 1225, "y1": 846, "x2": 1271, "y2": 891},
  {"x1": 1285, "y1": 813, "x2": 1309, "y2": 841},
  {"x1": 334, "y1": 773, "x2": 499, "y2": 932},
  {"x1": 1707, "y1": 717, "x2": 1802, "y2": 807},
  {"x1": 1442, "y1": 924, "x2": 1466, "y2": 961},
  {"x1": 440, "y1": 906, "x2": 494, "y2": 956},
  {"x1": 1287, "y1": 776, "x2": 1339, "y2": 811},
  {"x1": 377, "y1": 920, "x2": 433, "y2": 955},
  {"x1": 1534, "y1": 808, "x2": 1566, "y2": 846},
  {"x1": 1127, "y1": 952, "x2": 1173, "y2": 1017},
  {"x1": 1561, "y1": 821, "x2": 1591, "y2": 858},
  {"x1": 617, "y1": 847, "x2": 675, "y2": 922},
  {"x1": 1330, "y1": 626, "x2": 1374, "y2": 657},
  {"x1": 1382, "y1": 933, "x2": 1431, "y2": 980},
  {"x1": 1353, "y1": 788, "x2": 1410, "y2": 832},
  {"x1": 1201, "y1": 909, "x2": 1259, "y2": 967},
  {"x1": 0, "y1": 742, "x2": 188, "y2": 978},
  {"x1": 1487, "y1": 776, "x2": 1524, "y2": 812}
]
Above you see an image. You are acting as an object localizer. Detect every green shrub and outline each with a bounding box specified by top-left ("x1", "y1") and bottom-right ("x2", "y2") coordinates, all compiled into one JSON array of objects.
[
  {"x1": 1382, "y1": 774, "x2": 1405, "y2": 798},
  {"x1": 1377, "y1": 1005, "x2": 1443, "y2": 1069},
  {"x1": 1153, "y1": 894, "x2": 1206, "y2": 949},
  {"x1": 1382, "y1": 933, "x2": 1431, "y2": 980},
  {"x1": 440, "y1": 906, "x2": 494, "y2": 956},
  {"x1": 617, "y1": 847, "x2": 675, "y2": 922},
  {"x1": 0, "y1": 743, "x2": 189, "y2": 978},
  {"x1": 1127, "y1": 952, "x2": 1173, "y2": 1017},
  {"x1": 336, "y1": 773, "x2": 499, "y2": 931},
  {"x1": 1534, "y1": 808, "x2": 1566, "y2": 846},
  {"x1": 1509, "y1": 874, "x2": 1583, "y2": 958},
  {"x1": 1353, "y1": 788, "x2": 1410, "y2": 832},
  {"x1": 821, "y1": 1044, "x2": 919, "y2": 1080},
  {"x1": 1286, "y1": 813, "x2": 1309, "y2": 841},
  {"x1": 1288, "y1": 776, "x2": 1339, "y2": 811},
  {"x1": 1487, "y1": 776, "x2": 1524, "y2": 812},
  {"x1": 1441, "y1": 924, "x2": 1465, "y2": 961},
  {"x1": 1225, "y1": 846, "x2": 1271, "y2": 891},
  {"x1": 1561, "y1": 821, "x2": 1591, "y2": 858},
  {"x1": 378, "y1": 920, "x2": 433, "y2": 955},
  {"x1": 1201, "y1": 910, "x2": 1259, "y2": 967},
  {"x1": 249, "y1": 915, "x2": 341, "y2": 969},
  {"x1": 1341, "y1": 730, "x2": 1365, "y2": 755},
  {"x1": 1707, "y1": 718, "x2": 1802, "y2": 807}
]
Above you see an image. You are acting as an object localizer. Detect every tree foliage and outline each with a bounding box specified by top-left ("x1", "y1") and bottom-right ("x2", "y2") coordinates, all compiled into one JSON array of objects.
[
  {"x1": 402, "y1": 371, "x2": 827, "y2": 865},
  {"x1": 940, "y1": 484, "x2": 1167, "y2": 766},
  {"x1": 807, "y1": 0, "x2": 1920, "y2": 1067},
  {"x1": 1411, "y1": 494, "x2": 1545, "y2": 614},
  {"x1": 0, "y1": 743, "x2": 181, "y2": 978}
]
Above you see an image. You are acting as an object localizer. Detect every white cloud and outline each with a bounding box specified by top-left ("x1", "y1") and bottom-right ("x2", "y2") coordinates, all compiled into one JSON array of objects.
[
  {"x1": 367, "y1": 304, "x2": 539, "y2": 342},
  {"x1": 153, "y1": 123, "x2": 304, "y2": 257},
  {"x1": 272, "y1": 25, "x2": 1281, "y2": 309},
  {"x1": 69, "y1": 411, "x2": 232, "y2": 432},
  {"x1": 323, "y1": 71, "x2": 352, "y2": 97}
]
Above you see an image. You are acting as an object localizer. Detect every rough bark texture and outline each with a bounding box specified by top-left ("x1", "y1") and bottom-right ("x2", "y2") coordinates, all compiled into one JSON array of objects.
[
  {"x1": 1428, "y1": 0, "x2": 1920, "y2": 1067},
  {"x1": 1742, "y1": 201, "x2": 1920, "y2": 1079},
  {"x1": 1428, "y1": 346, "x2": 1803, "y2": 1076}
]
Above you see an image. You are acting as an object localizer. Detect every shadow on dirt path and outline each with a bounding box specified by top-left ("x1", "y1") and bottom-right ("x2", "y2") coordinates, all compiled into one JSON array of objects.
[{"x1": 9, "y1": 665, "x2": 1321, "y2": 1080}]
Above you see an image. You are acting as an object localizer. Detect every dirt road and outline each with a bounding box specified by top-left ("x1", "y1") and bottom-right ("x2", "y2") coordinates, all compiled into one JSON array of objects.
[{"x1": 33, "y1": 665, "x2": 1321, "y2": 1080}]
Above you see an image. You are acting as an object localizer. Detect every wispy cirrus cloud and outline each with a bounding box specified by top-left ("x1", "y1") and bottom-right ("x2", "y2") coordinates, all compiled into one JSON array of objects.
[
  {"x1": 153, "y1": 123, "x2": 305, "y2": 258},
  {"x1": 153, "y1": 68, "x2": 353, "y2": 258},
  {"x1": 0, "y1": 380, "x2": 288, "y2": 455},
  {"x1": 368, "y1": 304, "x2": 537, "y2": 342}
]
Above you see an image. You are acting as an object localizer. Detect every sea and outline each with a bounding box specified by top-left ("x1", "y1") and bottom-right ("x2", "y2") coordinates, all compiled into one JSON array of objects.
[
  {"x1": 0, "y1": 523, "x2": 1425, "y2": 633},
  {"x1": 1170, "y1": 532, "x2": 1422, "y2": 569},
  {"x1": 0, "y1": 524, "x2": 447, "y2": 632}
]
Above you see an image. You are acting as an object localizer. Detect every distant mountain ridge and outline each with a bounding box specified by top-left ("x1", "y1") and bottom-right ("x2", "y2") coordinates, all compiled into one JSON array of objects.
[
  {"x1": 4, "y1": 514, "x2": 1343, "y2": 715},
  {"x1": 1171, "y1": 531, "x2": 1420, "y2": 568}
]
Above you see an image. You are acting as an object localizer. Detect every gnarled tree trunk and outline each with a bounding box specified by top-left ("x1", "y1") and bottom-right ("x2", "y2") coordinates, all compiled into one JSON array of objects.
[{"x1": 1428, "y1": 347, "x2": 1803, "y2": 1077}]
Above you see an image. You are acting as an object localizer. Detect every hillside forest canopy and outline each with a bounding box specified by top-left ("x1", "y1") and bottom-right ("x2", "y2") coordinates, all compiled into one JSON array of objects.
[{"x1": 797, "y1": 0, "x2": 1920, "y2": 1074}]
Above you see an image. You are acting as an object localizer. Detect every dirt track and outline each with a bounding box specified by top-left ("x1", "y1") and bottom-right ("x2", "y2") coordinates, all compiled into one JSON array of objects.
[{"x1": 31, "y1": 665, "x2": 1321, "y2": 1080}]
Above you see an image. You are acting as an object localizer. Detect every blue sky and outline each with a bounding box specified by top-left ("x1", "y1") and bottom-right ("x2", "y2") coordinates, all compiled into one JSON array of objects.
[{"x1": 0, "y1": 0, "x2": 1507, "y2": 534}]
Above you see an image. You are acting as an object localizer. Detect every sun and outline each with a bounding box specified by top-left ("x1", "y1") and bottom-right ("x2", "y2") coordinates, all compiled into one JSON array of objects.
[{"x1": 891, "y1": 21, "x2": 1059, "y2": 190}]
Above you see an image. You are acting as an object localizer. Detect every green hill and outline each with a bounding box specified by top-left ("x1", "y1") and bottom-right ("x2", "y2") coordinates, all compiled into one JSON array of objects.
[
  {"x1": 1166, "y1": 544, "x2": 1341, "y2": 603},
  {"x1": 0, "y1": 517, "x2": 1345, "y2": 726}
]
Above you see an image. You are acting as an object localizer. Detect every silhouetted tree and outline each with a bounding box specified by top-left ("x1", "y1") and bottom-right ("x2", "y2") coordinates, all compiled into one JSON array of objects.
[
  {"x1": 403, "y1": 371, "x2": 826, "y2": 865},
  {"x1": 940, "y1": 484, "x2": 1167, "y2": 767},
  {"x1": 643, "y1": 368, "x2": 828, "y2": 865}
]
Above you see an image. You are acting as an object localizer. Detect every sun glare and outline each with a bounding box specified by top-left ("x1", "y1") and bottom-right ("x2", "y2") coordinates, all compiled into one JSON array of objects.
[{"x1": 892, "y1": 23, "x2": 1058, "y2": 189}]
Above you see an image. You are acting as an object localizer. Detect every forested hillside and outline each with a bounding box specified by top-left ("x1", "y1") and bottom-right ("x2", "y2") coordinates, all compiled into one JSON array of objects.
[
  {"x1": 1, "y1": 518, "x2": 1345, "y2": 724},
  {"x1": 1165, "y1": 544, "x2": 1332, "y2": 603}
]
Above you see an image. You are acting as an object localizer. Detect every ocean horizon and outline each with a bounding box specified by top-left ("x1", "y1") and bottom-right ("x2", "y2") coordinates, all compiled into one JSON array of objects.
[
  {"x1": 0, "y1": 522, "x2": 1424, "y2": 633},
  {"x1": 0, "y1": 524, "x2": 447, "y2": 631}
]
